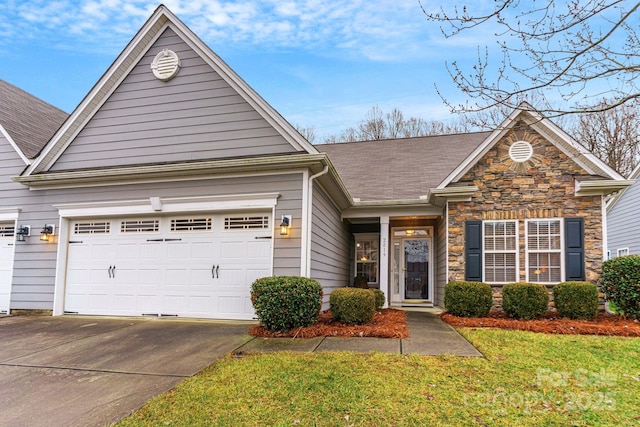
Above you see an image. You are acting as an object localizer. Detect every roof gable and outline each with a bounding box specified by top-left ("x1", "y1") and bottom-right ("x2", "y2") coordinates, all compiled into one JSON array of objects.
[
  {"x1": 0, "y1": 79, "x2": 68, "y2": 161},
  {"x1": 438, "y1": 102, "x2": 626, "y2": 189},
  {"x1": 26, "y1": 5, "x2": 316, "y2": 175}
]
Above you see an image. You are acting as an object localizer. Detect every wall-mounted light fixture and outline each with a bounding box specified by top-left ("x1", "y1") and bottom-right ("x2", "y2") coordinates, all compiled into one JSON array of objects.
[
  {"x1": 279, "y1": 215, "x2": 292, "y2": 236},
  {"x1": 40, "y1": 224, "x2": 55, "y2": 242},
  {"x1": 16, "y1": 226, "x2": 30, "y2": 242}
]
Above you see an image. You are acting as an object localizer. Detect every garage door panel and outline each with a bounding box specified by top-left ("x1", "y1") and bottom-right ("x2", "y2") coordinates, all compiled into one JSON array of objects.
[{"x1": 65, "y1": 215, "x2": 271, "y2": 319}]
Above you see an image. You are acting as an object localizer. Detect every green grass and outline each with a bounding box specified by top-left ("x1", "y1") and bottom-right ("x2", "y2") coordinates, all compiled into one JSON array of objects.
[{"x1": 117, "y1": 329, "x2": 640, "y2": 426}]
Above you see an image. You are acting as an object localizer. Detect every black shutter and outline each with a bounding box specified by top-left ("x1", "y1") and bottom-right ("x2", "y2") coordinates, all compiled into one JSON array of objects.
[
  {"x1": 565, "y1": 217, "x2": 585, "y2": 281},
  {"x1": 465, "y1": 220, "x2": 483, "y2": 282}
]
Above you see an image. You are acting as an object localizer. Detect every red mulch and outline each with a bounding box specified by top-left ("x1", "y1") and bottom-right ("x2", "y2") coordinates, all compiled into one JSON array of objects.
[
  {"x1": 249, "y1": 308, "x2": 409, "y2": 338},
  {"x1": 441, "y1": 311, "x2": 640, "y2": 337}
]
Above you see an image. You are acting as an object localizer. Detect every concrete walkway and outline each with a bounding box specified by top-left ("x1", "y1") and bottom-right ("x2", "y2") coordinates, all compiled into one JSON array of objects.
[{"x1": 237, "y1": 311, "x2": 483, "y2": 357}]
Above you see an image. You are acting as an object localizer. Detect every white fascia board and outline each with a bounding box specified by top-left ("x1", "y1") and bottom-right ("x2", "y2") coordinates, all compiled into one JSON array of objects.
[
  {"x1": 0, "y1": 125, "x2": 30, "y2": 166},
  {"x1": 14, "y1": 154, "x2": 330, "y2": 190},
  {"x1": 575, "y1": 179, "x2": 635, "y2": 196},
  {"x1": 54, "y1": 193, "x2": 280, "y2": 218}
]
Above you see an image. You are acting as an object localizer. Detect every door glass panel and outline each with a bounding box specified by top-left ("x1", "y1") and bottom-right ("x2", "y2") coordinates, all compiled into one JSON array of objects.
[{"x1": 404, "y1": 239, "x2": 430, "y2": 299}]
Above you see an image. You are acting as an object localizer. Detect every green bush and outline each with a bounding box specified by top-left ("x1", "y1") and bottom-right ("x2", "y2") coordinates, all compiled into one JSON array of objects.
[
  {"x1": 553, "y1": 281, "x2": 599, "y2": 320},
  {"x1": 330, "y1": 288, "x2": 375, "y2": 325},
  {"x1": 353, "y1": 276, "x2": 369, "y2": 289},
  {"x1": 370, "y1": 289, "x2": 385, "y2": 310},
  {"x1": 599, "y1": 255, "x2": 640, "y2": 319},
  {"x1": 502, "y1": 282, "x2": 549, "y2": 320},
  {"x1": 444, "y1": 281, "x2": 493, "y2": 317},
  {"x1": 250, "y1": 276, "x2": 323, "y2": 331}
]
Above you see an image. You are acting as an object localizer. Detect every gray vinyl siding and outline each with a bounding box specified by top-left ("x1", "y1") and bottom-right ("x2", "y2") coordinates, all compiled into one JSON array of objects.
[
  {"x1": 0, "y1": 135, "x2": 56, "y2": 310},
  {"x1": 8, "y1": 172, "x2": 304, "y2": 310},
  {"x1": 436, "y1": 210, "x2": 447, "y2": 307},
  {"x1": 608, "y1": 181, "x2": 640, "y2": 257},
  {"x1": 50, "y1": 27, "x2": 298, "y2": 171},
  {"x1": 310, "y1": 182, "x2": 350, "y2": 305}
]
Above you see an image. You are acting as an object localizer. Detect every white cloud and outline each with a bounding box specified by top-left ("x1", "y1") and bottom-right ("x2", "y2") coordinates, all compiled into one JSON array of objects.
[{"x1": 1, "y1": 0, "x2": 445, "y2": 61}]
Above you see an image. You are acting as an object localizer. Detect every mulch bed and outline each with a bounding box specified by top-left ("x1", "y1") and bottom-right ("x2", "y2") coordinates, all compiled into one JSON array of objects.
[
  {"x1": 441, "y1": 311, "x2": 640, "y2": 337},
  {"x1": 249, "y1": 308, "x2": 409, "y2": 338}
]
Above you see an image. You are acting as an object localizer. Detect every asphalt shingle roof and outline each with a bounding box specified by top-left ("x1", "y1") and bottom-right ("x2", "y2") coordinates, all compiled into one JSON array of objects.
[
  {"x1": 0, "y1": 79, "x2": 68, "y2": 159},
  {"x1": 316, "y1": 132, "x2": 491, "y2": 201}
]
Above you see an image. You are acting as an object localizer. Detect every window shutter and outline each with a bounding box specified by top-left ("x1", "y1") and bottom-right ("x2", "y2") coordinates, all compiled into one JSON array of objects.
[
  {"x1": 565, "y1": 217, "x2": 585, "y2": 281},
  {"x1": 465, "y1": 220, "x2": 483, "y2": 282}
]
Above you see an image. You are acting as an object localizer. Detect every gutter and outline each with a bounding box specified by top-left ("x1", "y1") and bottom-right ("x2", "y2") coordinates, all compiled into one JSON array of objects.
[{"x1": 305, "y1": 165, "x2": 329, "y2": 277}]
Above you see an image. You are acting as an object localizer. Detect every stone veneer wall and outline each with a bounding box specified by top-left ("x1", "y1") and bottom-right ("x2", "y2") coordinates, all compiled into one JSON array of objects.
[{"x1": 447, "y1": 120, "x2": 603, "y2": 288}]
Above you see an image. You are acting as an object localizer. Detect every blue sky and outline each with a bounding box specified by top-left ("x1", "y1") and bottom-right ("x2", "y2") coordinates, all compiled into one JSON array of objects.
[{"x1": 0, "y1": 0, "x2": 495, "y2": 140}]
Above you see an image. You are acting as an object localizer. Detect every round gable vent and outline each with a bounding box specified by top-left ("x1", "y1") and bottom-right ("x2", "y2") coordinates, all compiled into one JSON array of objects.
[
  {"x1": 150, "y1": 49, "x2": 180, "y2": 81},
  {"x1": 509, "y1": 140, "x2": 533, "y2": 162}
]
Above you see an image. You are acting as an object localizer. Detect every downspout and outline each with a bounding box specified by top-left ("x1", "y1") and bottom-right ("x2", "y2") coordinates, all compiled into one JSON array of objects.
[{"x1": 305, "y1": 165, "x2": 329, "y2": 276}]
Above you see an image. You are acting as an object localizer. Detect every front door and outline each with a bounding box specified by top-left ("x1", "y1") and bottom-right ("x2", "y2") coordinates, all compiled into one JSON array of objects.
[{"x1": 402, "y1": 239, "x2": 431, "y2": 300}]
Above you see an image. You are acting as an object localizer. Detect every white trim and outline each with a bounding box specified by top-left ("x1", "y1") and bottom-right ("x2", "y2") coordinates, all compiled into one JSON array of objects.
[
  {"x1": 617, "y1": 247, "x2": 629, "y2": 257},
  {"x1": 575, "y1": 179, "x2": 635, "y2": 196},
  {"x1": 17, "y1": 155, "x2": 325, "y2": 190},
  {"x1": 0, "y1": 125, "x2": 30, "y2": 165},
  {"x1": 54, "y1": 193, "x2": 280, "y2": 218},
  {"x1": 482, "y1": 220, "x2": 519, "y2": 284},
  {"x1": 354, "y1": 232, "x2": 381, "y2": 285},
  {"x1": 379, "y1": 217, "x2": 390, "y2": 308},
  {"x1": 525, "y1": 218, "x2": 565, "y2": 283},
  {"x1": 607, "y1": 164, "x2": 640, "y2": 212},
  {"x1": 0, "y1": 208, "x2": 21, "y2": 221}
]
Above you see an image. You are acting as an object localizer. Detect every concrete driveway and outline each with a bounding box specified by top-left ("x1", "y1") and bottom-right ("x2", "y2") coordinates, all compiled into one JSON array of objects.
[{"x1": 0, "y1": 316, "x2": 253, "y2": 427}]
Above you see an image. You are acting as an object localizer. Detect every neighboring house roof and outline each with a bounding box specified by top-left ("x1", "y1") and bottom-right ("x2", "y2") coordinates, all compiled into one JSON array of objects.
[
  {"x1": 25, "y1": 4, "x2": 316, "y2": 176},
  {"x1": 0, "y1": 79, "x2": 68, "y2": 159},
  {"x1": 316, "y1": 132, "x2": 491, "y2": 202}
]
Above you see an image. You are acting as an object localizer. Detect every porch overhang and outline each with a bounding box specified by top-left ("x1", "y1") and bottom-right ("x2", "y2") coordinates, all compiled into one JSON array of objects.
[{"x1": 341, "y1": 199, "x2": 443, "y2": 220}]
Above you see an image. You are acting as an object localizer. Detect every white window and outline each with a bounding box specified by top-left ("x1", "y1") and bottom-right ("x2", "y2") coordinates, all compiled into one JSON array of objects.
[
  {"x1": 617, "y1": 248, "x2": 629, "y2": 257},
  {"x1": 483, "y1": 220, "x2": 518, "y2": 283},
  {"x1": 354, "y1": 233, "x2": 379, "y2": 284},
  {"x1": 526, "y1": 219, "x2": 563, "y2": 283}
]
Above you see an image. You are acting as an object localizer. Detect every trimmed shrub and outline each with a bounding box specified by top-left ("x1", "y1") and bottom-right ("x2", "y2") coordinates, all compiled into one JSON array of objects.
[
  {"x1": 444, "y1": 281, "x2": 493, "y2": 317},
  {"x1": 251, "y1": 276, "x2": 323, "y2": 331},
  {"x1": 502, "y1": 282, "x2": 549, "y2": 320},
  {"x1": 330, "y1": 288, "x2": 375, "y2": 325},
  {"x1": 553, "y1": 281, "x2": 599, "y2": 320},
  {"x1": 599, "y1": 255, "x2": 640, "y2": 319},
  {"x1": 370, "y1": 289, "x2": 385, "y2": 310},
  {"x1": 353, "y1": 276, "x2": 369, "y2": 289}
]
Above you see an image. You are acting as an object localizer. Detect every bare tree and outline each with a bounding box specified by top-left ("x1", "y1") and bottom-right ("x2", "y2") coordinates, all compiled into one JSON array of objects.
[
  {"x1": 423, "y1": 1, "x2": 640, "y2": 117},
  {"x1": 323, "y1": 106, "x2": 470, "y2": 143},
  {"x1": 570, "y1": 100, "x2": 640, "y2": 177},
  {"x1": 295, "y1": 124, "x2": 316, "y2": 144}
]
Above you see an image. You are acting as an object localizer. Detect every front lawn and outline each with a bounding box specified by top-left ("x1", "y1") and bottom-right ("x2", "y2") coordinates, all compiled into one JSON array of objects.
[{"x1": 117, "y1": 329, "x2": 640, "y2": 426}]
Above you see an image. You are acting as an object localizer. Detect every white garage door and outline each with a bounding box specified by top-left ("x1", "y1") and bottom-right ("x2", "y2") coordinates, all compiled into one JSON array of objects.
[
  {"x1": 0, "y1": 223, "x2": 16, "y2": 314},
  {"x1": 64, "y1": 214, "x2": 272, "y2": 319}
]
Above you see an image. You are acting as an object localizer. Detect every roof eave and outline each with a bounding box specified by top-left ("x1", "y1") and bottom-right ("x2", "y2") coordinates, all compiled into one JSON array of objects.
[
  {"x1": 14, "y1": 154, "x2": 332, "y2": 190},
  {"x1": 575, "y1": 179, "x2": 635, "y2": 196}
]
